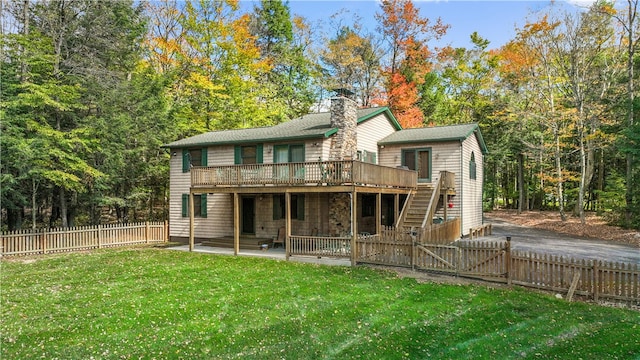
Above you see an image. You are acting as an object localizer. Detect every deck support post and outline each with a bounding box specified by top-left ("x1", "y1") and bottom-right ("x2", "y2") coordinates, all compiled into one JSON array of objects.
[
  {"x1": 285, "y1": 191, "x2": 291, "y2": 261},
  {"x1": 394, "y1": 194, "x2": 400, "y2": 228},
  {"x1": 351, "y1": 189, "x2": 357, "y2": 267},
  {"x1": 234, "y1": 193, "x2": 240, "y2": 256},
  {"x1": 189, "y1": 192, "x2": 195, "y2": 252},
  {"x1": 376, "y1": 192, "x2": 382, "y2": 236}
]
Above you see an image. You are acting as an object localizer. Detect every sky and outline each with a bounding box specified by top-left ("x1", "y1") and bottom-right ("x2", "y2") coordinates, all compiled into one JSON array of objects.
[{"x1": 276, "y1": 0, "x2": 593, "y2": 49}]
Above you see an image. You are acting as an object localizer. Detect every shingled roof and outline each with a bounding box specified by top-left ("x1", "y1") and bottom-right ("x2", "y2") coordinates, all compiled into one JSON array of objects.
[
  {"x1": 163, "y1": 107, "x2": 400, "y2": 148},
  {"x1": 378, "y1": 123, "x2": 488, "y2": 154}
]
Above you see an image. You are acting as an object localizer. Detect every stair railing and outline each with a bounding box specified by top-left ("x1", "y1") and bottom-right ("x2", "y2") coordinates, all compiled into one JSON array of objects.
[
  {"x1": 420, "y1": 174, "x2": 442, "y2": 229},
  {"x1": 395, "y1": 190, "x2": 415, "y2": 229}
]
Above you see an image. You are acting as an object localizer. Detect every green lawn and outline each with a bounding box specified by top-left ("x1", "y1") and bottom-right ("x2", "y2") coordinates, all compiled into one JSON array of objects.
[{"x1": 1, "y1": 248, "x2": 639, "y2": 359}]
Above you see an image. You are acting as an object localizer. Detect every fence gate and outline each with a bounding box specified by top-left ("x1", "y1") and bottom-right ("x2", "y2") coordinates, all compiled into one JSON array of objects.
[
  {"x1": 413, "y1": 240, "x2": 508, "y2": 281},
  {"x1": 413, "y1": 243, "x2": 458, "y2": 274}
]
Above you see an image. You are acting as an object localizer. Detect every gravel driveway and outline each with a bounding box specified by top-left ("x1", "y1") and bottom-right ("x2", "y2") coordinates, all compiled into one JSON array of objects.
[{"x1": 481, "y1": 217, "x2": 640, "y2": 264}]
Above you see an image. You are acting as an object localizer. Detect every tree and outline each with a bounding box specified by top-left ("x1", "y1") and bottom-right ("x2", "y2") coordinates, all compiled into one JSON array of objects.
[
  {"x1": 250, "y1": 0, "x2": 316, "y2": 120},
  {"x1": 375, "y1": 0, "x2": 448, "y2": 127},
  {"x1": 552, "y1": 4, "x2": 618, "y2": 224},
  {"x1": 319, "y1": 25, "x2": 383, "y2": 107},
  {"x1": 605, "y1": 0, "x2": 640, "y2": 227}
]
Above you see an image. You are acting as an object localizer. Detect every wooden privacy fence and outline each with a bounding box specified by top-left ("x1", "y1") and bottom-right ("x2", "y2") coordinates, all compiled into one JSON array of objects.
[
  {"x1": 356, "y1": 229, "x2": 640, "y2": 304},
  {"x1": 1, "y1": 221, "x2": 168, "y2": 256}
]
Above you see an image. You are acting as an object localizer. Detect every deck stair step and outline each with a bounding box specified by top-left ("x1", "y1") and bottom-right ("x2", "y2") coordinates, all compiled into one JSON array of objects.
[{"x1": 399, "y1": 184, "x2": 436, "y2": 229}]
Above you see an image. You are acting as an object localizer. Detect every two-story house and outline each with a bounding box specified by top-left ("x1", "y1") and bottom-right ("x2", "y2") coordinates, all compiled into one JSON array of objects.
[{"x1": 163, "y1": 96, "x2": 487, "y2": 261}]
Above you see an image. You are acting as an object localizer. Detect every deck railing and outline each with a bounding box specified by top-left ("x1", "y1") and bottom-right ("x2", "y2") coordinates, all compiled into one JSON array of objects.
[
  {"x1": 289, "y1": 235, "x2": 351, "y2": 258},
  {"x1": 191, "y1": 160, "x2": 418, "y2": 189}
]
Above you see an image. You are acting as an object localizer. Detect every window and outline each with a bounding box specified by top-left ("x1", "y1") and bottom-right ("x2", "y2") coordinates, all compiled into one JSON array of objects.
[
  {"x1": 182, "y1": 148, "x2": 208, "y2": 172},
  {"x1": 234, "y1": 145, "x2": 263, "y2": 164},
  {"x1": 181, "y1": 194, "x2": 207, "y2": 218},
  {"x1": 362, "y1": 194, "x2": 375, "y2": 217},
  {"x1": 402, "y1": 148, "x2": 431, "y2": 182},
  {"x1": 469, "y1": 152, "x2": 477, "y2": 180},
  {"x1": 273, "y1": 144, "x2": 305, "y2": 163},
  {"x1": 273, "y1": 194, "x2": 305, "y2": 220},
  {"x1": 357, "y1": 150, "x2": 377, "y2": 164}
]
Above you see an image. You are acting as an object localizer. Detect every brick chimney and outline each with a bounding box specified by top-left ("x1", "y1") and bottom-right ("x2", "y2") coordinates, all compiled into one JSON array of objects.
[{"x1": 329, "y1": 96, "x2": 357, "y2": 161}]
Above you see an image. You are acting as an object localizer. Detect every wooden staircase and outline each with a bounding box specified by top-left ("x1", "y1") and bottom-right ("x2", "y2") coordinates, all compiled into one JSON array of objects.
[
  {"x1": 397, "y1": 171, "x2": 453, "y2": 230},
  {"x1": 401, "y1": 185, "x2": 435, "y2": 229}
]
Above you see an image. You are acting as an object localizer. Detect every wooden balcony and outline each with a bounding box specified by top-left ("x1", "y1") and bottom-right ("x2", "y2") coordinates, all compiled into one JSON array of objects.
[{"x1": 191, "y1": 160, "x2": 418, "y2": 189}]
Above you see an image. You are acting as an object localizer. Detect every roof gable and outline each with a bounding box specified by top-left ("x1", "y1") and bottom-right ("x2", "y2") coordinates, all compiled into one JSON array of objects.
[{"x1": 379, "y1": 123, "x2": 488, "y2": 154}]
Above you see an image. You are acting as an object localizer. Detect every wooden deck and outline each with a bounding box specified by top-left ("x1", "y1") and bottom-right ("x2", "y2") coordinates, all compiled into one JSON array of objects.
[{"x1": 190, "y1": 160, "x2": 418, "y2": 189}]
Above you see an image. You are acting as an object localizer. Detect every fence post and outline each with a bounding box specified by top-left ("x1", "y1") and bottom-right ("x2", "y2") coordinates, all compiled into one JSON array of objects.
[
  {"x1": 164, "y1": 220, "x2": 169, "y2": 242},
  {"x1": 505, "y1": 236, "x2": 512, "y2": 285},
  {"x1": 97, "y1": 225, "x2": 102, "y2": 249},
  {"x1": 593, "y1": 261, "x2": 600, "y2": 302},
  {"x1": 41, "y1": 229, "x2": 48, "y2": 254},
  {"x1": 456, "y1": 246, "x2": 462, "y2": 277},
  {"x1": 145, "y1": 221, "x2": 150, "y2": 244}
]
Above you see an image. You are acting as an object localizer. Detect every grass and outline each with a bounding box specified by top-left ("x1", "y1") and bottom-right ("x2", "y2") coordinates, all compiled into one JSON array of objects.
[{"x1": 1, "y1": 247, "x2": 639, "y2": 359}]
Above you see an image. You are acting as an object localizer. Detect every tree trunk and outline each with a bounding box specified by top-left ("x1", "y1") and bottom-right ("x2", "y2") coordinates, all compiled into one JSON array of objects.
[
  {"x1": 31, "y1": 179, "x2": 38, "y2": 230},
  {"x1": 6, "y1": 208, "x2": 22, "y2": 231},
  {"x1": 554, "y1": 125, "x2": 566, "y2": 221},
  {"x1": 517, "y1": 153, "x2": 524, "y2": 214},
  {"x1": 59, "y1": 187, "x2": 68, "y2": 228},
  {"x1": 597, "y1": 148, "x2": 604, "y2": 212},
  {"x1": 576, "y1": 117, "x2": 587, "y2": 224},
  {"x1": 625, "y1": 0, "x2": 636, "y2": 226}
]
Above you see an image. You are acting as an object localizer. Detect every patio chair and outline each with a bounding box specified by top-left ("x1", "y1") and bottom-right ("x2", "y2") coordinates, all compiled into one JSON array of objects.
[{"x1": 273, "y1": 226, "x2": 285, "y2": 248}]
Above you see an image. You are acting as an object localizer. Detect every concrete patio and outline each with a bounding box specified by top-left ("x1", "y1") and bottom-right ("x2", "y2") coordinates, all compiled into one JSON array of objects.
[{"x1": 166, "y1": 243, "x2": 352, "y2": 266}]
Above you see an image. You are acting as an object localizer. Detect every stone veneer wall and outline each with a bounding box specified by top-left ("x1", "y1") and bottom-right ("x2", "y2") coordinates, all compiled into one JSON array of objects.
[
  {"x1": 329, "y1": 96, "x2": 358, "y2": 161},
  {"x1": 329, "y1": 193, "x2": 352, "y2": 236},
  {"x1": 328, "y1": 96, "x2": 358, "y2": 237}
]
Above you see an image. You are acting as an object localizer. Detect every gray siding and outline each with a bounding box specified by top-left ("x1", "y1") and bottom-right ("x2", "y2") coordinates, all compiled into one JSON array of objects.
[
  {"x1": 357, "y1": 113, "x2": 397, "y2": 163},
  {"x1": 461, "y1": 135, "x2": 484, "y2": 234},
  {"x1": 380, "y1": 141, "x2": 472, "y2": 233},
  {"x1": 169, "y1": 148, "x2": 232, "y2": 239}
]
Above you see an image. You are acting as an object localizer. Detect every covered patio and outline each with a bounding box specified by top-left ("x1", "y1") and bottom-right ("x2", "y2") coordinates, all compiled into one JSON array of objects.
[{"x1": 167, "y1": 243, "x2": 352, "y2": 266}]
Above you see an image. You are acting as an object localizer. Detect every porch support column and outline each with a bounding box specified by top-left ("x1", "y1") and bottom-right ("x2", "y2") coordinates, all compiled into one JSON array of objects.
[
  {"x1": 350, "y1": 189, "x2": 357, "y2": 267},
  {"x1": 189, "y1": 191, "x2": 195, "y2": 252},
  {"x1": 233, "y1": 193, "x2": 240, "y2": 256},
  {"x1": 285, "y1": 191, "x2": 291, "y2": 261},
  {"x1": 394, "y1": 194, "x2": 400, "y2": 227},
  {"x1": 376, "y1": 192, "x2": 382, "y2": 235}
]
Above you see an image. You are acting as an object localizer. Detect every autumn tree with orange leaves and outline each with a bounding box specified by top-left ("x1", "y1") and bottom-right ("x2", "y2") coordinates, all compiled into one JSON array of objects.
[{"x1": 375, "y1": 0, "x2": 448, "y2": 128}]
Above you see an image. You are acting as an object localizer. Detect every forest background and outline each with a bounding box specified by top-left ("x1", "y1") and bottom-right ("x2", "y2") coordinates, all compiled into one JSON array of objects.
[{"x1": 1, "y1": 0, "x2": 639, "y2": 231}]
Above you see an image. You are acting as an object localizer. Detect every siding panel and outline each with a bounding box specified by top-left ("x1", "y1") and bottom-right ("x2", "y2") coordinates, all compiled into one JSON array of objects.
[
  {"x1": 357, "y1": 113, "x2": 398, "y2": 163},
  {"x1": 461, "y1": 135, "x2": 484, "y2": 233}
]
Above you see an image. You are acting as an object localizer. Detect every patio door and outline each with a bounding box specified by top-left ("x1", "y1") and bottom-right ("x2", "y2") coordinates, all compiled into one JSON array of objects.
[
  {"x1": 242, "y1": 197, "x2": 255, "y2": 234},
  {"x1": 402, "y1": 148, "x2": 432, "y2": 183}
]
